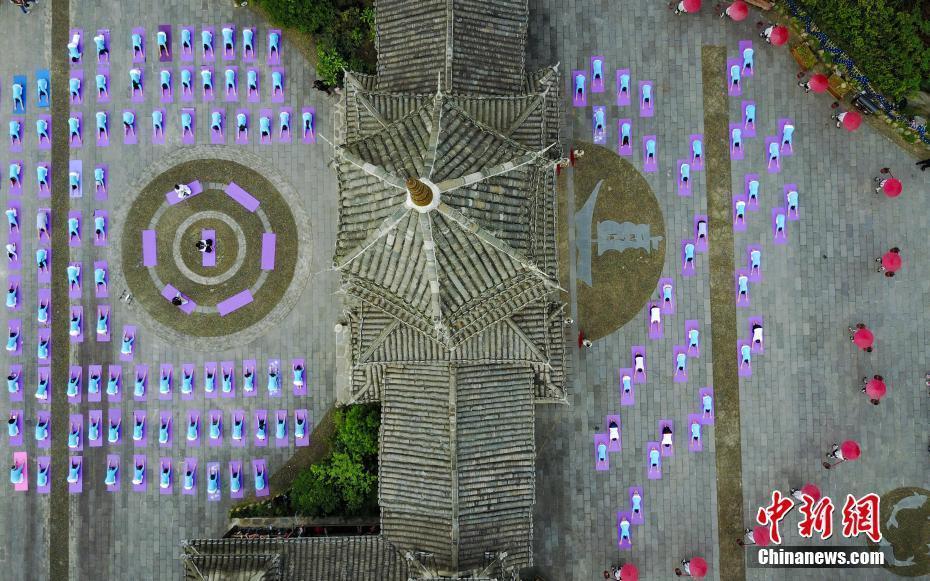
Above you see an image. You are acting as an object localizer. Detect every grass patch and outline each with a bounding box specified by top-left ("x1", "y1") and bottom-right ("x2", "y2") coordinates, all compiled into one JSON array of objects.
[
  {"x1": 557, "y1": 143, "x2": 666, "y2": 341},
  {"x1": 871, "y1": 486, "x2": 930, "y2": 577}
]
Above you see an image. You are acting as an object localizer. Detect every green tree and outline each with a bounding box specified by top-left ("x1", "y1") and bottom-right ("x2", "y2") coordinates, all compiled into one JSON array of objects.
[
  {"x1": 292, "y1": 465, "x2": 341, "y2": 516},
  {"x1": 327, "y1": 451, "x2": 378, "y2": 514}
]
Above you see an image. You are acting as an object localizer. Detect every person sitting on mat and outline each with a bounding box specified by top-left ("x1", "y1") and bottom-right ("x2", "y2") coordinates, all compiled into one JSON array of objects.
[
  {"x1": 205, "y1": 367, "x2": 216, "y2": 393},
  {"x1": 183, "y1": 466, "x2": 194, "y2": 490},
  {"x1": 171, "y1": 293, "x2": 188, "y2": 307},
  {"x1": 132, "y1": 461, "x2": 145, "y2": 486},
  {"x1": 68, "y1": 423, "x2": 80, "y2": 448},
  {"x1": 195, "y1": 239, "x2": 214, "y2": 253},
  {"x1": 174, "y1": 183, "x2": 192, "y2": 198}
]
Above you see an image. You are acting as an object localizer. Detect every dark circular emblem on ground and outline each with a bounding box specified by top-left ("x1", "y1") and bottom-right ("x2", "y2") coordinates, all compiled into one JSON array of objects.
[
  {"x1": 120, "y1": 158, "x2": 299, "y2": 340},
  {"x1": 870, "y1": 487, "x2": 930, "y2": 577},
  {"x1": 558, "y1": 142, "x2": 666, "y2": 341}
]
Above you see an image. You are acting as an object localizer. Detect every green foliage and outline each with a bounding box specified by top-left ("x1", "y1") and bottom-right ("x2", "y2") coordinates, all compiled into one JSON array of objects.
[
  {"x1": 794, "y1": 0, "x2": 930, "y2": 99},
  {"x1": 334, "y1": 402, "x2": 381, "y2": 458},
  {"x1": 255, "y1": 0, "x2": 376, "y2": 87},
  {"x1": 291, "y1": 465, "x2": 342, "y2": 515}
]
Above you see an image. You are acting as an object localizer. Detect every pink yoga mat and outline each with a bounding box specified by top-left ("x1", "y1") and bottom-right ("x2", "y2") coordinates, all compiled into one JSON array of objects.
[
  {"x1": 593, "y1": 434, "x2": 609, "y2": 471},
  {"x1": 615, "y1": 68, "x2": 630, "y2": 106},
  {"x1": 12, "y1": 451, "x2": 28, "y2": 491},
  {"x1": 618, "y1": 368, "x2": 635, "y2": 406}
]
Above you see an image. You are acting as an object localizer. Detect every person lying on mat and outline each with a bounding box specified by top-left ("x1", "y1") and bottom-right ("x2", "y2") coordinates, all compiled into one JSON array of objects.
[
  {"x1": 295, "y1": 414, "x2": 306, "y2": 439},
  {"x1": 133, "y1": 416, "x2": 144, "y2": 441},
  {"x1": 222, "y1": 368, "x2": 232, "y2": 393},
  {"x1": 275, "y1": 415, "x2": 286, "y2": 439},
  {"x1": 187, "y1": 416, "x2": 198, "y2": 441},
  {"x1": 159, "y1": 416, "x2": 170, "y2": 444},
  {"x1": 10, "y1": 461, "x2": 24, "y2": 484},
  {"x1": 256, "y1": 416, "x2": 267, "y2": 441},
  {"x1": 243, "y1": 367, "x2": 255, "y2": 392},
  {"x1": 160, "y1": 464, "x2": 171, "y2": 489},
  {"x1": 597, "y1": 442, "x2": 607, "y2": 464},
  {"x1": 88, "y1": 416, "x2": 100, "y2": 441},
  {"x1": 88, "y1": 371, "x2": 101, "y2": 395},
  {"x1": 268, "y1": 365, "x2": 280, "y2": 392},
  {"x1": 293, "y1": 363, "x2": 305, "y2": 387},
  {"x1": 106, "y1": 372, "x2": 118, "y2": 396},
  {"x1": 608, "y1": 421, "x2": 620, "y2": 443},
  {"x1": 182, "y1": 369, "x2": 193, "y2": 393},
  {"x1": 661, "y1": 425, "x2": 673, "y2": 449},
  {"x1": 184, "y1": 467, "x2": 194, "y2": 490},
  {"x1": 254, "y1": 465, "x2": 266, "y2": 491},
  {"x1": 67, "y1": 460, "x2": 80, "y2": 484},
  {"x1": 205, "y1": 367, "x2": 216, "y2": 393},
  {"x1": 230, "y1": 466, "x2": 241, "y2": 493},
  {"x1": 7, "y1": 370, "x2": 20, "y2": 394},
  {"x1": 120, "y1": 331, "x2": 134, "y2": 355},
  {"x1": 232, "y1": 416, "x2": 243, "y2": 440},
  {"x1": 68, "y1": 373, "x2": 80, "y2": 398},
  {"x1": 210, "y1": 415, "x2": 221, "y2": 440},
  {"x1": 7, "y1": 414, "x2": 19, "y2": 437},
  {"x1": 208, "y1": 465, "x2": 219, "y2": 494},
  {"x1": 104, "y1": 462, "x2": 118, "y2": 486},
  {"x1": 132, "y1": 462, "x2": 145, "y2": 485},
  {"x1": 107, "y1": 417, "x2": 120, "y2": 443}
]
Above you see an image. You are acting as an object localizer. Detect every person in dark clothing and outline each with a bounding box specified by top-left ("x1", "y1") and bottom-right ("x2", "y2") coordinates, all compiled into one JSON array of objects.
[
  {"x1": 917, "y1": 158, "x2": 930, "y2": 171},
  {"x1": 313, "y1": 80, "x2": 334, "y2": 96}
]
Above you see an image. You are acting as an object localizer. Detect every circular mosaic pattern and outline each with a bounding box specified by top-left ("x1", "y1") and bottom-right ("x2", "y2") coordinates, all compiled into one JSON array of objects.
[
  {"x1": 112, "y1": 146, "x2": 311, "y2": 349},
  {"x1": 557, "y1": 142, "x2": 666, "y2": 341}
]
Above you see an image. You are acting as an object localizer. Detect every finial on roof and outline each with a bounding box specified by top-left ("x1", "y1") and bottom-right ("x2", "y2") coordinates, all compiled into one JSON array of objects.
[{"x1": 406, "y1": 178, "x2": 433, "y2": 207}]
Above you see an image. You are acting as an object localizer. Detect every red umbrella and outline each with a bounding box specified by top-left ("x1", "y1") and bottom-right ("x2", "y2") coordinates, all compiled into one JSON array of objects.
[
  {"x1": 620, "y1": 563, "x2": 639, "y2": 581},
  {"x1": 689, "y1": 557, "x2": 709, "y2": 577},
  {"x1": 770, "y1": 25, "x2": 789, "y2": 46},
  {"x1": 866, "y1": 378, "x2": 887, "y2": 400},
  {"x1": 684, "y1": 0, "x2": 702, "y2": 11},
  {"x1": 853, "y1": 327, "x2": 874, "y2": 350},
  {"x1": 842, "y1": 110, "x2": 862, "y2": 131},
  {"x1": 881, "y1": 251, "x2": 902, "y2": 273},
  {"x1": 840, "y1": 440, "x2": 861, "y2": 461},
  {"x1": 882, "y1": 178, "x2": 903, "y2": 197},
  {"x1": 752, "y1": 526, "x2": 771, "y2": 547},
  {"x1": 808, "y1": 73, "x2": 829, "y2": 93},
  {"x1": 801, "y1": 483, "x2": 822, "y2": 502},
  {"x1": 726, "y1": 0, "x2": 748, "y2": 20}
]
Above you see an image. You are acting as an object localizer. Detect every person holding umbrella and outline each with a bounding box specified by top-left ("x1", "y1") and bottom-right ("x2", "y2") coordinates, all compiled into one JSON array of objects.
[
  {"x1": 720, "y1": 0, "x2": 748, "y2": 20},
  {"x1": 737, "y1": 525, "x2": 771, "y2": 547},
  {"x1": 832, "y1": 109, "x2": 862, "y2": 131},
  {"x1": 876, "y1": 247, "x2": 901, "y2": 277},
  {"x1": 798, "y1": 73, "x2": 829, "y2": 94},
  {"x1": 760, "y1": 24, "x2": 788, "y2": 45},
  {"x1": 848, "y1": 323, "x2": 874, "y2": 352},
  {"x1": 861, "y1": 375, "x2": 887, "y2": 405},
  {"x1": 676, "y1": 556, "x2": 708, "y2": 577},
  {"x1": 824, "y1": 440, "x2": 860, "y2": 469},
  {"x1": 673, "y1": 0, "x2": 701, "y2": 14},
  {"x1": 790, "y1": 482, "x2": 822, "y2": 503},
  {"x1": 606, "y1": 563, "x2": 639, "y2": 580},
  {"x1": 874, "y1": 168, "x2": 902, "y2": 197}
]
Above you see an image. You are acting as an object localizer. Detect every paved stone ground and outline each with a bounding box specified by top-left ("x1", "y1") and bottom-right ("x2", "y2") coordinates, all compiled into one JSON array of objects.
[
  {"x1": 0, "y1": 0, "x2": 340, "y2": 579},
  {"x1": 528, "y1": 1, "x2": 930, "y2": 580}
]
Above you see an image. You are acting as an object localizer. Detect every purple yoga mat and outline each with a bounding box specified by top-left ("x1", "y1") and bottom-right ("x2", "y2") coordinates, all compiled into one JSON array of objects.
[
  {"x1": 202, "y1": 229, "x2": 215, "y2": 267},
  {"x1": 659, "y1": 420, "x2": 674, "y2": 457},
  {"x1": 617, "y1": 511, "x2": 633, "y2": 550},
  {"x1": 742, "y1": 100, "x2": 756, "y2": 137},
  {"x1": 727, "y1": 58, "x2": 742, "y2": 96},
  {"x1": 638, "y1": 80, "x2": 654, "y2": 117},
  {"x1": 68, "y1": 456, "x2": 83, "y2": 493},
  {"x1": 254, "y1": 410, "x2": 268, "y2": 448},
  {"x1": 70, "y1": 306, "x2": 84, "y2": 343},
  {"x1": 242, "y1": 360, "x2": 257, "y2": 396},
  {"x1": 107, "y1": 408, "x2": 121, "y2": 445},
  {"x1": 37, "y1": 328, "x2": 51, "y2": 363},
  {"x1": 94, "y1": 212, "x2": 107, "y2": 246},
  {"x1": 95, "y1": 29, "x2": 109, "y2": 66},
  {"x1": 681, "y1": 240, "x2": 696, "y2": 277},
  {"x1": 165, "y1": 179, "x2": 203, "y2": 205},
  {"x1": 159, "y1": 458, "x2": 172, "y2": 495},
  {"x1": 688, "y1": 414, "x2": 703, "y2": 452},
  {"x1": 275, "y1": 410, "x2": 288, "y2": 447},
  {"x1": 785, "y1": 183, "x2": 800, "y2": 220},
  {"x1": 142, "y1": 230, "x2": 157, "y2": 266},
  {"x1": 88, "y1": 409, "x2": 103, "y2": 446},
  {"x1": 204, "y1": 362, "x2": 217, "y2": 399},
  {"x1": 159, "y1": 412, "x2": 172, "y2": 447},
  {"x1": 689, "y1": 134, "x2": 704, "y2": 170},
  {"x1": 270, "y1": 68, "x2": 284, "y2": 102},
  {"x1": 301, "y1": 107, "x2": 315, "y2": 143},
  {"x1": 217, "y1": 290, "x2": 253, "y2": 316},
  {"x1": 96, "y1": 306, "x2": 110, "y2": 342},
  {"x1": 749, "y1": 316, "x2": 765, "y2": 354},
  {"x1": 182, "y1": 457, "x2": 197, "y2": 495},
  {"x1": 631, "y1": 346, "x2": 646, "y2": 383},
  {"x1": 673, "y1": 346, "x2": 688, "y2": 383},
  {"x1": 132, "y1": 410, "x2": 147, "y2": 448},
  {"x1": 292, "y1": 358, "x2": 306, "y2": 396},
  {"x1": 187, "y1": 411, "x2": 200, "y2": 448},
  {"x1": 772, "y1": 207, "x2": 788, "y2": 244},
  {"x1": 119, "y1": 325, "x2": 135, "y2": 362},
  {"x1": 134, "y1": 364, "x2": 147, "y2": 401},
  {"x1": 231, "y1": 411, "x2": 246, "y2": 448},
  {"x1": 224, "y1": 66, "x2": 238, "y2": 101},
  {"x1": 208, "y1": 410, "x2": 223, "y2": 447},
  {"x1": 181, "y1": 108, "x2": 196, "y2": 144},
  {"x1": 107, "y1": 365, "x2": 122, "y2": 402},
  {"x1": 224, "y1": 182, "x2": 258, "y2": 212},
  {"x1": 592, "y1": 106, "x2": 606, "y2": 145},
  {"x1": 88, "y1": 366, "x2": 102, "y2": 403},
  {"x1": 729, "y1": 124, "x2": 744, "y2": 160},
  {"x1": 618, "y1": 368, "x2": 634, "y2": 406},
  {"x1": 207, "y1": 461, "x2": 221, "y2": 501},
  {"x1": 677, "y1": 160, "x2": 692, "y2": 196},
  {"x1": 267, "y1": 29, "x2": 282, "y2": 65},
  {"x1": 733, "y1": 195, "x2": 748, "y2": 232},
  {"x1": 131, "y1": 455, "x2": 147, "y2": 492},
  {"x1": 279, "y1": 106, "x2": 292, "y2": 143},
  {"x1": 37, "y1": 163, "x2": 51, "y2": 198},
  {"x1": 259, "y1": 109, "x2": 272, "y2": 144},
  {"x1": 647, "y1": 301, "x2": 663, "y2": 340},
  {"x1": 260, "y1": 233, "x2": 276, "y2": 270},
  {"x1": 161, "y1": 284, "x2": 196, "y2": 314},
  {"x1": 593, "y1": 434, "x2": 609, "y2": 471},
  {"x1": 604, "y1": 414, "x2": 622, "y2": 452},
  {"x1": 227, "y1": 460, "x2": 243, "y2": 499},
  {"x1": 158, "y1": 25, "x2": 172, "y2": 62},
  {"x1": 131, "y1": 27, "x2": 145, "y2": 63},
  {"x1": 617, "y1": 118, "x2": 633, "y2": 156},
  {"x1": 253, "y1": 458, "x2": 269, "y2": 497},
  {"x1": 629, "y1": 487, "x2": 645, "y2": 525},
  {"x1": 746, "y1": 244, "x2": 762, "y2": 282},
  {"x1": 735, "y1": 270, "x2": 750, "y2": 307},
  {"x1": 295, "y1": 410, "x2": 310, "y2": 447},
  {"x1": 685, "y1": 320, "x2": 700, "y2": 357},
  {"x1": 159, "y1": 364, "x2": 173, "y2": 401},
  {"x1": 69, "y1": 413, "x2": 83, "y2": 451},
  {"x1": 123, "y1": 110, "x2": 137, "y2": 145},
  {"x1": 642, "y1": 135, "x2": 657, "y2": 172},
  {"x1": 737, "y1": 340, "x2": 752, "y2": 377},
  {"x1": 694, "y1": 214, "x2": 708, "y2": 253},
  {"x1": 646, "y1": 443, "x2": 661, "y2": 480},
  {"x1": 181, "y1": 363, "x2": 195, "y2": 399},
  {"x1": 36, "y1": 411, "x2": 51, "y2": 449},
  {"x1": 202, "y1": 26, "x2": 216, "y2": 62},
  {"x1": 211, "y1": 110, "x2": 225, "y2": 144},
  {"x1": 615, "y1": 68, "x2": 630, "y2": 107},
  {"x1": 590, "y1": 56, "x2": 606, "y2": 92},
  {"x1": 221, "y1": 361, "x2": 235, "y2": 398},
  {"x1": 699, "y1": 387, "x2": 715, "y2": 424},
  {"x1": 180, "y1": 26, "x2": 194, "y2": 61},
  {"x1": 8, "y1": 411, "x2": 23, "y2": 447}
]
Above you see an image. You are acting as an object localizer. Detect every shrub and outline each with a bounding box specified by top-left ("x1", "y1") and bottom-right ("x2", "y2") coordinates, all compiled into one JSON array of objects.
[
  {"x1": 292, "y1": 465, "x2": 342, "y2": 516},
  {"x1": 316, "y1": 41, "x2": 348, "y2": 86}
]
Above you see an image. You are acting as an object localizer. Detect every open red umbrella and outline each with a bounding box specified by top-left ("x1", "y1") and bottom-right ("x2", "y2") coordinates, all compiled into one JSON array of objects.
[
  {"x1": 752, "y1": 526, "x2": 771, "y2": 547},
  {"x1": 842, "y1": 110, "x2": 862, "y2": 131},
  {"x1": 866, "y1": 378, "x2": 887, "y2": 400},
  {"x1": 808, "y1": 73, "x2": 829, "y2": 93},
  {"x1": 620, "y1": 563, "x2": 639, "y2": 581},
  {"x1": 853, "y1": 327, "x2": 874, "y2": 350},
  {"x1": 801, "y1": 483, "x2": 822, "y2": 502},
  {"x1": 726, "y1": 0, "x2": 748, "y2": 20},
  {"x1": 684, "y1": 0, "x2": 702, "y2": 11},
  {"x1": 881, "y1": 251, "x2": 902, "y2": 273},
  {"x1": 770, "y1": 25, "x2": 789, "y2": 46},
  {"x1": 882, "y1": 178, "x2": 903, "y2": 197},
  {"x1": 840, "y1": 440, "x2": 861, "y2": 461},
  {"x1": 689, "y1": 557, "x2": 708, "y2": 578}
]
